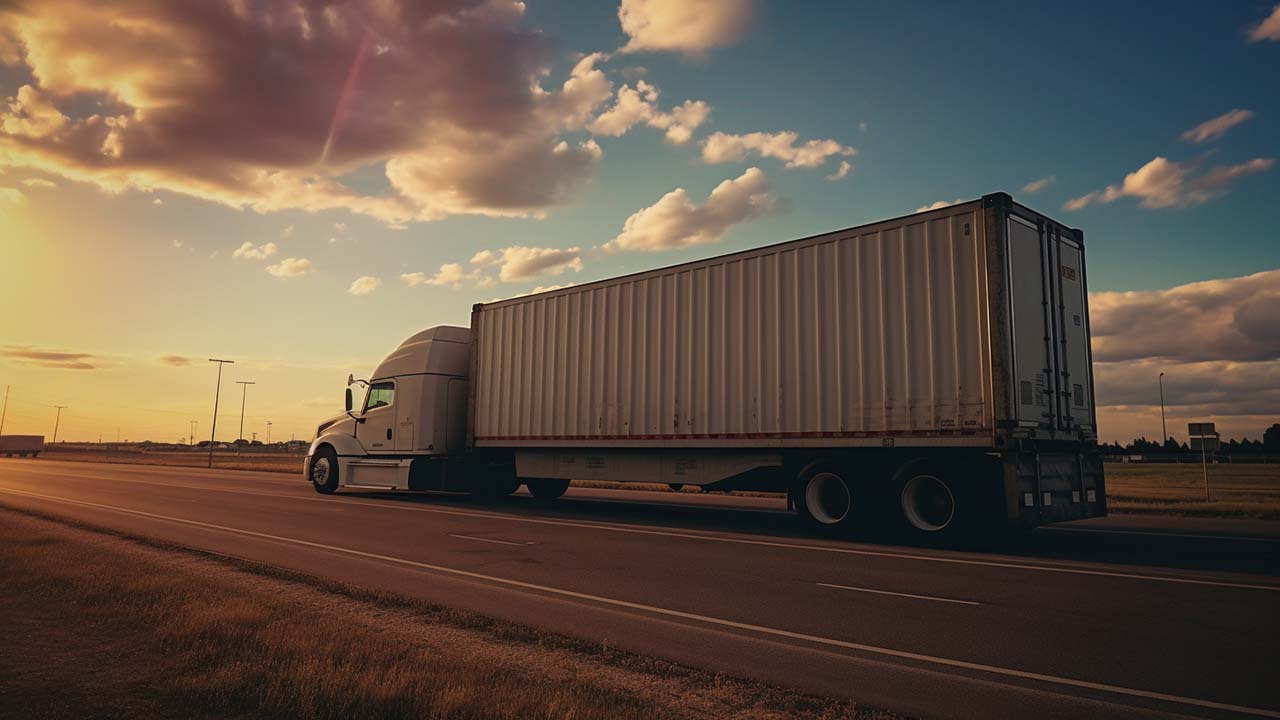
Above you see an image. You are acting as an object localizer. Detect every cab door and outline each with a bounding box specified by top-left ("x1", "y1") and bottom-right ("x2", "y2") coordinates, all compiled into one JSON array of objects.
[{"x1": 357, "y1": 380, "x2": 397, "y2": 453}]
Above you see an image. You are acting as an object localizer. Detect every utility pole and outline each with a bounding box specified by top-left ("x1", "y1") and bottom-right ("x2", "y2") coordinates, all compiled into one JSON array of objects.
[
  {"x1": 0, "y1": 385, "x2": 9, "y2": 436},
  {"x1": 265, "y1": 421, "x2": 272, "y2": 445},
  {"x1": 52, "y1": 405, "x2": 67, "y2": 443},
  {"x1": 236, "y1": 380, "x2": 256, "y2": 441},
  {"x1": 208, "y1": 359, "x2": 234, "y2": 468},
  {"x1": 1158, "y1": 372, "x2": 1167, "y2": 449},
  {"x1": 251, "y1": 431, "x2": 257, "y2": 442},
  {"x1": 189, "y1": 420, "x2": 198, "y2": 447}
]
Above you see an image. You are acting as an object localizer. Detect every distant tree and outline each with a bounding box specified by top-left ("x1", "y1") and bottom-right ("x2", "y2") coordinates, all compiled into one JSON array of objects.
[{"x1": 1264, "y1": 424, "x2": 1280, "y2": 453}]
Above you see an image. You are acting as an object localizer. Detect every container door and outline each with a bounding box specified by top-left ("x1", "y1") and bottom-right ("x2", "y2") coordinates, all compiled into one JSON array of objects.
[
  {"x1": 1006, "y1": 215, "x2": 1057, "y2": 429},
  {"x1": 1051, "y1": 232, "x2": 1094, "y2": 431}
]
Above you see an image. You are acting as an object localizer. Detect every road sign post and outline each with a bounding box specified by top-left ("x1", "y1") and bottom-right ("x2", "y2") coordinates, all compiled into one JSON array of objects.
[{"x1": 1188, "y1": 423, "x2": 1219, "y2": 502}]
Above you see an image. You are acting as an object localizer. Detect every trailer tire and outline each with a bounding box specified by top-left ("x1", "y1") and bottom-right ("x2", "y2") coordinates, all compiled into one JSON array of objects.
[
  {"x1": 793, "y1": 461, "x2": 859, "y2": 534},
  {"x1": 892, "y1": 459, "x2": 972, "y2": 543},
  {"x1": 310, "y1": 447, "x2": 340, "y2": 494},
  {"x1": 526, "y1": 478, "x2": 570, "y2": 500}
]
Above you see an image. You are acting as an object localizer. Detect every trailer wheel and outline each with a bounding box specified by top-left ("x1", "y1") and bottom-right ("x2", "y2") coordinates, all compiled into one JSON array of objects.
[
  {"x1": 668, "y1": 483, "x2": 684, "y2": 492},
  {"x1": 526, "y1": 478, "x2": 570, "y2": 500},
  {"x1": 310, "y1": 447, "x2": 340, "y2": 494},
  {"x1": 893, "y1": 460, "x2": 966, "y2": 541},
  {"x1": 794, "y1": 462, "x2": 857, "y2": 532}
]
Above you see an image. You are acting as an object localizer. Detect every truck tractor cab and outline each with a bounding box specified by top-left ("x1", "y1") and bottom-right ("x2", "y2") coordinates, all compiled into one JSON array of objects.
[{"x1": 306, "y1": 326, "x2": 471, "y2": 493}]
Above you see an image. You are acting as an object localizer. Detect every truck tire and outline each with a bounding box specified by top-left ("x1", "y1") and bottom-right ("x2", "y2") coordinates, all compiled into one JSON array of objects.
[
  {"x1": 794, "y1": 461, "x2": 859, "y2": 533},
  {"x1": 526, "y1": 478, "x2": 570, "y2": 500},
  {"x1": 310, "y1": 447, "x2": 340, "y2": 494},
  {"x1": 892, "y1": 459, "x2": 968, "y2": 542}
]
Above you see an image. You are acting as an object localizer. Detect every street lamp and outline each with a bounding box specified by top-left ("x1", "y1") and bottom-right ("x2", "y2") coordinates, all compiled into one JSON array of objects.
[
  {"x1": 208, "y1": 359, "x2": 234, "y2": 468},
  {"x1": 236, "y1": 380, "x2": 256, "y2": 441},
  {"x1": 1158, "y1": 372, "x2": 1167, "y2": 449}
]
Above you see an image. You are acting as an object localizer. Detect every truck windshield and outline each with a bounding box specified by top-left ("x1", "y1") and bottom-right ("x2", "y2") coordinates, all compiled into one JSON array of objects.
[{"x1": 364, "y1": 382, "x2": 394, "y2": 411}]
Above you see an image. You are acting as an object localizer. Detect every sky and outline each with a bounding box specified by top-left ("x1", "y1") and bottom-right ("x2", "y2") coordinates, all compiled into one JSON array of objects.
[{"x1": 0, "y1": 0, "x2": 1277, "y2": 445}]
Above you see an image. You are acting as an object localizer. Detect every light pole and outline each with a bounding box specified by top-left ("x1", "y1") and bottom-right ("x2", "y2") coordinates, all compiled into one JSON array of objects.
[
  {"x1": 265, "y1": 420, "x2": 272, "y2": 445},
  {"x1": 208, "y1": 359, "x2": 234, "y2": 468},
  {"x1": 236, "y1": 380, "x2": 256, "y2": 441},
  {"x1": 52, "y1": 405, "x2": 67, "y2": 443},
  {"x1": 189, "y1": 420, "x2": 198, "y2": 447},
  {"x1": 1158, "y1": 372, "x2": 1167, "y2": 449},
  {"x1": 0, "y1": 385, "x2": 9, "y2": 436}
]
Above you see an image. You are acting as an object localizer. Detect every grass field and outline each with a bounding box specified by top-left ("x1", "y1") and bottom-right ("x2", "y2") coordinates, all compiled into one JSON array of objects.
[
  {"x1": 1105, "y1": 462, "x2": 1280, "y2": 520},
  {"x1": 0, "y1": 507, "x2": 892, "y2": 720},
  {"x1": 40, "y1": 446, "x2": 306, "y2": 474},
  {"x1": 29, "y1": 446, "x2": 1280, "y2": 521}
]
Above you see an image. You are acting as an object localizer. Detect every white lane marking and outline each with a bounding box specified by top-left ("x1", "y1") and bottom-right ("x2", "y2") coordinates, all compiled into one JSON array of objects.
[
  {"x1": 1044, "y1": 525, "x2": 1280, "y2": 544},
  {"x1": 3, "y1": 469, "x2": 1278, "y2": 593},
  {"x1": 449, "y1": 533, "x2": 534, "y2": 547},
  {"x1": 816, "y1": 582, "x2": 981, "y2": 606},
  {"x1": 1, "y1": 486, "x2": 1276, "y2": 720}
]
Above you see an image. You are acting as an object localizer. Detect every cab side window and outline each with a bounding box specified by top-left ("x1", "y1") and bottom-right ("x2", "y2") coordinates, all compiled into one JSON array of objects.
[{"x1": 364, "y1": 381, "x2": 394, "y2": 411}]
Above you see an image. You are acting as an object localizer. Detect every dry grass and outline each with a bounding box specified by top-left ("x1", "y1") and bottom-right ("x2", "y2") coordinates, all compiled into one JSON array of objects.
[
  {"x1": 0, "y1": 506, "x2": 896, "y2": 720},
  {"x1": 40, "y1": 446, "x2": 306, "y2": 473},
  {"x1": 1105, "y1": 463, "x2": 1280, "y2": 520}
]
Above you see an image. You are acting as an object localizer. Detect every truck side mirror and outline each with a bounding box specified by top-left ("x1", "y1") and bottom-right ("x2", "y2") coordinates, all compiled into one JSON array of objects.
[
  {"x1": 345, "y1": 388, "x2": 353, "y2": 412},
  {"x1": 347, "y1": 373, "x2": 355, "y2": 386}
]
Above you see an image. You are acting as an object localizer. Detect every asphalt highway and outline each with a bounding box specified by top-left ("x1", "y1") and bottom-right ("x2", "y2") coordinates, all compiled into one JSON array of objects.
[{"x1": 0, "y1": 458, "x2": 1276, "y2": 719}]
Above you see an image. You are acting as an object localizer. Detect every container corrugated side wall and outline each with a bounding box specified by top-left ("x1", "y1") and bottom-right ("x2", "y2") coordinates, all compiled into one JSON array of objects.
[{"x1": 473, "y1": 207, "x2": 993, "y2": 447}]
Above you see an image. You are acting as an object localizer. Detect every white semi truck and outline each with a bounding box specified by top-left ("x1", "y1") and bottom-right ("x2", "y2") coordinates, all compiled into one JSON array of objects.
[
  {"x1": 0, "y1": 435, "x2": 44, "y2": 457},
  {"x1": 306, "y1": 193, "x2": 1105, "y2": 538}
]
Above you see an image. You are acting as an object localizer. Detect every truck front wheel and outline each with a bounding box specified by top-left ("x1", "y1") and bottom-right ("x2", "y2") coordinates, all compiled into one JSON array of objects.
[
  {"x1": 525, "y1": 478, "x2": 570, "y2": 500},
  {"x1": 310, "y1": 447, "x2": 340, "y2": 494}
]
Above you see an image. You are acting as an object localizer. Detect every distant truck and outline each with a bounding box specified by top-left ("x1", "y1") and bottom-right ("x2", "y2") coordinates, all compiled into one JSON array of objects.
[
  {"x1": 0, "y1": 435, "x2": 44, "y2": 457},
  {"x1": 305, "y1": 193, "x2": 1105, "y2": 538}
]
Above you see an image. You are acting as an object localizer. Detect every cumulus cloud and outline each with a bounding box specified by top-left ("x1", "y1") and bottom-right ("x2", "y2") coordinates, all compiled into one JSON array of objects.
[
  {"x1": 1181, "y1": 109, "x2": 1255, "y2": 143},
  {"x1": 618, "y1": 0, "x2": 752, "y2": 55},
  {"x1": 20, "y1": 177, "x2": 55, "y2": 188},
  {"x1": 0, "y1": 186, "x2": 24, "y2": 207},
  {"x1": 1021, "y1": 176, "x2": 1055, "y2": 194},
  {"x1": 1065, "y1": 156, "x2": 1274, "y2": 211},
  {"x1": 1247, "y1": 4, "x2": 1280, "y2": 42},
  {"x1": 0, "y1": 0, "x2": 621, "y2": 225},
  {"x1": 158, "y1": 355, "x2": 195, "y2": 366},
  {"x1": 265, "y1": 257, "x2": 312, "y2": 278},
  {"x1": 232, "y1": 241, "x2": 278, "y2": 260},
  {"x1": 1090, "y1": 269, "x2": 1280, "y2": 363},
  {"x1": 404, "y1": 245, "x2": 582, "y2": 287},
  {"x1": 915, "y1": 198, "x2": 965, "y2": 212},
  {"x1": 0, "y1": 345, "x2": 98, "y2": 370},
  {"x1": 401, "y1": 264, "x2": 486, "y2": 289},
  {"x1": 348, "y1": 276, "x2": 381, "y2": 295},
  {"x1": 602, "y1": 166, "x2": 777, "y2": 252},
  {"x1": 1089, "y1": 269, "x2": 1280, "y2": 442},
  {"x1": 587, "y1": 81, "x2": 711, "y2": 144},
  {"x1": 492, "y1": 246, "x2": 584, "y2": 281},
  {"x1": 701, "y1": 131, "x2": 854, "y2": 171},
  {"x1": 825, "y1": 160, "x2": 852, "y2": 182}
]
